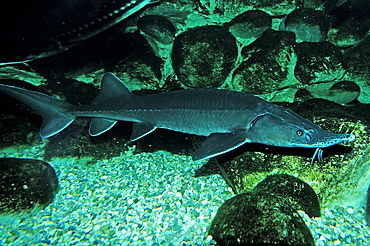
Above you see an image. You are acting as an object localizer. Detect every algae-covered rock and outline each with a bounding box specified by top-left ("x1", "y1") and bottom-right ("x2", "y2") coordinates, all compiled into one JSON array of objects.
[
  {"x1": 342, "y1": 37, "x2": 370, "y2": 103},
  {"x1": 209, "y1": 192, "x2": 314, "y2": 246},
  {"x1": 327, "y1": 0, "x2": 370, "y2": 47},
  {"x1": 0, "y1": 158, "x2": 59, "y2": 214},
  {"x1": 305, "y1": 80, "x2": 360, "y2": 105},
  {"x1": 0, "y1": 67, "x2": 46, "y2": 86},
  {"x1": 253, "y1": 174, "x2": 321, "y2": 217},
  {"x1": 113, "y1": 32, "x2": 164, "y2": 91},
  {"x1": 172, "y1": 25, "x2": 237, "y2": 88},
  {"x1": 321, "y1": 143, "x2": 370, "y2": 212},
  {"x1": 138, "y1": 15, "x2": 176, "y2": 45},
  {"x1": 294, "y1": 42, "x2": 345, "y2": 84},
  {"x1": 280, "y1": 8, "x2": 328, "y2": 43},
  {"x1": 233, "y1": 29, "x2": 296, "y2": 94},
  {"x1": 251, "y1": 0, "x2": 297, "y2": 16},
  {"x1": 225, "y1": 10, "x2": 272, "y2": 40}
]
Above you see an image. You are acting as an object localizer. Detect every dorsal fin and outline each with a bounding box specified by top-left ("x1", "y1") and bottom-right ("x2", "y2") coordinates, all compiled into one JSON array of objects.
[{"x1": 91, "y1": 72, "x2": 134, "y2": 105}]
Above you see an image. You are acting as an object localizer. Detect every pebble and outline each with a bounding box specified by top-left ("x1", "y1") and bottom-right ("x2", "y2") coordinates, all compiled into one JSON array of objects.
[{"x1": 346, "y1": 207, "x2": 355, "y2": 214}]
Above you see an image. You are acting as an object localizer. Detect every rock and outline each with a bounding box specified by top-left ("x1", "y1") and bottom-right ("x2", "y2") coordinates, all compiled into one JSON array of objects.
[
  {"x1": 114, "y1": 59, "x2": 163, "y2": 91},
  {"x1": 0, "y1": 66, "x2": 46, "y2": 86},
  {"x1": 327, "y1": 81, "x2": 360, "y2": 104},
  {"x1": 233, "y1": 29, "x2": 296, "y2": 94},
  {"x1": 319, "y1": 141, "x2": 370, "y2": 212},
  {"x1": 0, "y1": 158, "x2": 59, "y2": 214},
  {"x1": 137, "y1": 15, "x2": 176, "y2": 45},
  {"x1": 327, "y1": 15, "x2": 369, "y2": 47},
  {"x1": 251, "y1": 0, "x2": 297, "y2": 16},
  {"x1": 305, "y1": 80, "x2": 360, "y2": 105},
  {"x1": 300, "y1": 0, "x2": 326, "y2": 9},
  {"x1": 342, "y1": 37, "x2": 370, "y2": 103},
  {"x1": 209, "y1": 192, "x2": 314, "y2": 246},
  {"x1": 294, "y1": 42, "x2": 345, "y2": 84},
  {"x1": 253, "y1": 174, "x2": 321, "y2": 217},
  {"x1": 225, "y1": 10, "x2": 272, "y2": 40},
  {"x1": 294, "y1": 88, "x2": 315, "y2": 103},
  {"x1": 113, "y1": 32, "x2": 164, "y2": 91},
  {"x1": 327, "y1": 0, "x2": 370, "y2": 47},
  {"x1": 172, "y1": 25, "x2": 237, "y2": 88},
  {"x1": 280, "y1": 8, "x2": 328, "y2": 43},
  {"x1": 291, "y1": 98, "x2": 360, "y2": 121}
]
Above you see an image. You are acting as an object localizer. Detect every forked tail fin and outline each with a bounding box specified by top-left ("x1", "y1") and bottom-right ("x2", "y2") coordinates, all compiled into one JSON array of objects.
[{"x1": 0, "y1": 84, "x2": 75, "y2": 138}]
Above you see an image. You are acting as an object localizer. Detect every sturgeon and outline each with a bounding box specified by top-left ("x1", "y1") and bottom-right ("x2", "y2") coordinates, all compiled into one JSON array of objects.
[
  {"x1": 0, "y1": 0, "x2": 159, "y2": 66},
  {"x1": 0, "y1": 73, "x2": 356, "y2": 161}
]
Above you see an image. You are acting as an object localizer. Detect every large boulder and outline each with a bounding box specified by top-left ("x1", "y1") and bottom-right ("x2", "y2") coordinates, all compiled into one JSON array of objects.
[
  {"x1": 172, "y1": 25, "x2": 237, "y2": 88},
  {"x1": 0, "y1": 158, "x2": 59, "y2": 214}
]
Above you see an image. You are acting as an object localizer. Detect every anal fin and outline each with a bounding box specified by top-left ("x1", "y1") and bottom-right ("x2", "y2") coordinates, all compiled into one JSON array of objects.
[
  {"x1": 192, "y1": 129, "x2": 250, "y2": 161},
  {"x1": 130, "y1": 123, "x2": 156, "y2": 141}
]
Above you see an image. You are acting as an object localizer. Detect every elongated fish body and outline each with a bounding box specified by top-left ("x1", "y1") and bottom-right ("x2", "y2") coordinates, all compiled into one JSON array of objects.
[
  {"x1": 0, "y1": 73, "x2": 355, "y2": 161},
  {"x1": 73, "y1": 89, "x2": 266, "y2": 136},
  {"x1": 0, "y1": 0, "x2": 159, "y2": 65}
]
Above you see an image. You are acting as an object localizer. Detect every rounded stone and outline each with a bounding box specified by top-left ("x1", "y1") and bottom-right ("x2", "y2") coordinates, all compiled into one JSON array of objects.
[
  {"x1": 112, "y1": 32, "x2": 164, "y2": 91},
  {"x1": 225, "y1": 10, "x2": 272, "y2": 39},
  {"x1": 172, "y1": 25, "x2": 237, "y2": 88},
  {"x1": 252, "y1": 174, "x2": 321, "y2": 218},
  {"x1": 327, "y1": 17, "x2": 369, "y2": 47},
  {"x1": 0, "y1": 158, "x2": 59, "y2": 214},
  {"x1": 327, "y1": 0, "x2": 370, "y2": 47},
  {"x1": 137, "y1": 15, "x2": 176, "y2": 45},
  {"x1": 328, "y1": 81, "x2": 360, "y2": 104},
  {"x1": 209, "y1": 192, "x2": 314, "y2": 246},
  {"x1": 342, "y1": 37, "x2": 370, "y2": 103},
  {"x1": 302, "y1": 80, "x2": 360, "y2": 105},
  {"x1": 252, "y1": 0, "x2": 296, "y2": 16},
  {"x1": 234, "y1": 29, "x2": 296, "y2": 94},
  {"x1": 294, "y1": 42, "x2": 345, "y2": 84},
  {"x1": 280, "y1": 8, "x2": 328, "y2": 42}
]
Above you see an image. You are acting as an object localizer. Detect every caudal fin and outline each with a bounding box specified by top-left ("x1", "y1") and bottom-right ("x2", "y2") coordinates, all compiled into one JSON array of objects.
[{"x1": 0, "y1": 84, "x2": 75, "y2": 138}]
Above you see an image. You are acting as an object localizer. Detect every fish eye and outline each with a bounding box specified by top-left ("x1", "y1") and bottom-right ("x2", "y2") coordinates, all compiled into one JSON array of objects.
[{"x1": 296, "y1": 130, "x2": 304, "y2": 136}]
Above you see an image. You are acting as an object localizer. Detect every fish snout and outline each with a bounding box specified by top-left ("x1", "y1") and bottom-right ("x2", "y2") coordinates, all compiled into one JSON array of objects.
[
  {"x1": 312, "y1": 131, "x2": 356, "y2": 148},
  {"x1": 345, "y1": 133, "x2": 356, "y2": 142}
]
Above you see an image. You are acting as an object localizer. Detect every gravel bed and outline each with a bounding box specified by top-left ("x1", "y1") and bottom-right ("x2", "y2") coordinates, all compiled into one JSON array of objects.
[
  {"x1": 0, "y1": 143, "x2": 369, "y2": 245},
  {"x1": 299, "y1": 207, "x2": 369, "y2": 246},
  {"x1": 0, "y1": 144, "x2": 233, "y2": 245}
]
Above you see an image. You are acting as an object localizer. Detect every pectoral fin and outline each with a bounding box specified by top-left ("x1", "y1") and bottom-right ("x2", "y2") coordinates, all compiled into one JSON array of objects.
[
  {"x1": 130, "y1": 123, "x2": 156, "y2": 141},
  {"x1": 192, "y1": 129, "x2": 250, "y2": 161}
]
